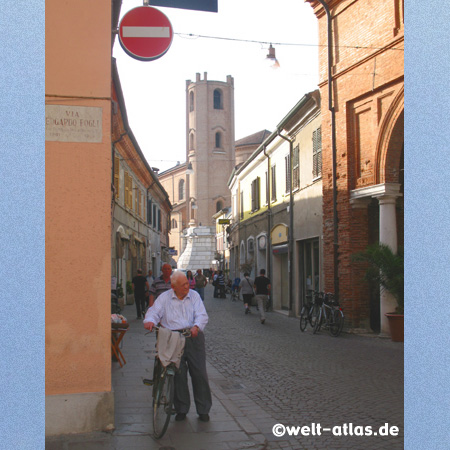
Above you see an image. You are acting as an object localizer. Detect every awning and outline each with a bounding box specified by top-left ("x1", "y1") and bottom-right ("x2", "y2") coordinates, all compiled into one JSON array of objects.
[{"x1": 272, "y1": 244, "x2": 289, "y2": 255}]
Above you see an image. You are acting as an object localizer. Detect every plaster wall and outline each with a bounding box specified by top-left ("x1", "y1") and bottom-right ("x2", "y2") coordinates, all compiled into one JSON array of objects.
[{"x1": 45, "y1": 0, "x2": 112, "y2": 433}]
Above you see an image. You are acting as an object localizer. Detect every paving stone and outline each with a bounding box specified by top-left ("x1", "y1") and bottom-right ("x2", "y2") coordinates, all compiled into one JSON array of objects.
[{"x1": 50, "y1": 285, "x2": 403, "y2": 450}]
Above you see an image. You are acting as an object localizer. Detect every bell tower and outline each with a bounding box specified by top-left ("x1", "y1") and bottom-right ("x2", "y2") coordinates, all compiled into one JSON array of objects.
[{"x1": 185, "y1": 72, "x2": 235, "y2": 226}]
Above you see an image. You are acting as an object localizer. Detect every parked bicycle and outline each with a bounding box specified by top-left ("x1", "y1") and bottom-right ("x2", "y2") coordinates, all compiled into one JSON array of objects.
[
  {"x1": 143, "y1": 326, "x2": 191, "y2": 439},
  {"x1": 299, "y1": 290, "x2": 321, "y2": 332},
  {"x1": 313, "y1": 292, "x2": 344, "y2": 337}
]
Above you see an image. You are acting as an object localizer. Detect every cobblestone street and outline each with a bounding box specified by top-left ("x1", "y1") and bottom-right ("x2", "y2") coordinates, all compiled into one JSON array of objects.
[
  {"x1": 47, "y1": 284, "x2": 403, "y2": 450},
  {"x1": 203, "y1": 285, "x2": 404, "y2": 450}
]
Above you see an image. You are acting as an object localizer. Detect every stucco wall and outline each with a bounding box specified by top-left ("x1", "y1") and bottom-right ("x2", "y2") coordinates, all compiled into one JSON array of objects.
[{"x1": 45, "y1": 0, "x2": 113, "y2": 434}]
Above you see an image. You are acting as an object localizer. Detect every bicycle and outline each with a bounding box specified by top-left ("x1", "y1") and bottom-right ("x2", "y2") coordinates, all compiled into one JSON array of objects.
[
  {"x1": 299, "y1": 291, "x2": 321, "y2": 332},
  {"x1": 143, "y1": 326, "x2": 191, "y2": 439},
  {"x1": 313, "y1": 292, "x2": 344, "y2": 337}
]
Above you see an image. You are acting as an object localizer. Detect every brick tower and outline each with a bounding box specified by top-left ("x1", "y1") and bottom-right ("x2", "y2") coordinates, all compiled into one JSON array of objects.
[{"x1": 185, "y1": 72, "x2": 235, "y2": 226}]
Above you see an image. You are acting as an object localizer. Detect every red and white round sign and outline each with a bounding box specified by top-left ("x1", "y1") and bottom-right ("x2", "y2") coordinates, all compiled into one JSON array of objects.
[{"x1": 118, "y1": 6, "x2": 174, "y2": 62}]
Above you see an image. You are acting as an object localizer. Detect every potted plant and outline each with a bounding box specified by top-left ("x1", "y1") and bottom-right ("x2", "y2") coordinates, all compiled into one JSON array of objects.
[
  {"x1": 126, "y1": 280, "x2": 134, "y2": 305},
  {"x1": 116, "y1": 282, "x2": 125, "y2": 308},
  {"x1": 353, "y1": 243, "x2": 404, "y2": 341}
]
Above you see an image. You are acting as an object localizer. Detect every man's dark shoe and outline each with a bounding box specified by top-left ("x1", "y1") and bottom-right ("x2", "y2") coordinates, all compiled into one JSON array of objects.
[
  {"x1": 198, "y1": 414, "x2": 210, "y2": 422},
  {"x1": 175, "y1": 413, "x2": 186, "y2": 422}
]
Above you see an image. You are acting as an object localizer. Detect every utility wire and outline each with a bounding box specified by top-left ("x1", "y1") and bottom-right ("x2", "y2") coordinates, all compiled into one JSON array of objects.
[{"x1": 175, "y1": 32, "x2": 404, "y2": 52}]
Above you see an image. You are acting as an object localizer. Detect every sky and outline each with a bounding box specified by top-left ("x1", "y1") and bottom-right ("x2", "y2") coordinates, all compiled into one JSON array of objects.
[{"x1": 113, "y1": 0, "x2": 319, "y2": 172}]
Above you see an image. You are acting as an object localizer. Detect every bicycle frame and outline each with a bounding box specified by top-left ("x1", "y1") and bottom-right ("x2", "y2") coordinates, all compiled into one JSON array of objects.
[
  {"x1": 313, "y1": 293, "x2": 344, "y2": 337},
  {"x1": 144, "y1": 326, "x2": 191, "y2": 439}
]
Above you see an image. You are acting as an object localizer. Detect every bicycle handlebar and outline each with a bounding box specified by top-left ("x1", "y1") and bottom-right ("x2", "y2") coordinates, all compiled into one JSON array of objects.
[{"x1": 145, "y1": 325, "x2": 192, "y2": 338}]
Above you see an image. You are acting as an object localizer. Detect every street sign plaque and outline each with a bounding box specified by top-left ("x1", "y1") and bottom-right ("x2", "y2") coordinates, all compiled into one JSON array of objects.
[
  {"x1": 218, "y1": 219, "x2": 230, "y2": 225},
  {"x1": 118, "y1": 6, "x2": 173, "y2": 61}
]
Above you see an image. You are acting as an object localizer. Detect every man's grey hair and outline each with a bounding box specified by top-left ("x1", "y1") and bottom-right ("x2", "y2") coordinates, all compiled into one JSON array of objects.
[{"x1": 171, "y1": 270, "x2": 187, "y2": 285}]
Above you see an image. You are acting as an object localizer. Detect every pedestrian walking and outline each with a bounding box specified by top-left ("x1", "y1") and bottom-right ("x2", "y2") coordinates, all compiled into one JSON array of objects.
[
  {"x1": 148, "y1": 263, "x2": 172, "y2": 308},
  {"x1": 217, "y1": 270, "x2": 226, "y2": 298},
  {"x1": 194, "y1": 269, "x2": 208, "y2": 301},
  {"x1": 186, "y1": 270, "x2": 196, "y2": 290},
  {"x1": 254, "y1": 269, "x2": 271, "y2": 324},
  {"x1": 144, "y1": 271, "x2": 212, "y2": 423},
  {"x1": 145, "y1": 269, "x2": 154, "y2": 310},
  {"x1": 239, "y1": 272, "x2": 255, "y2": 314},
  {"x1": 132, "y1": 269, "x2": 149, "y2": 319},
  {"x1": 213, "y1": 271, "x2": 219, "y2": 298}
]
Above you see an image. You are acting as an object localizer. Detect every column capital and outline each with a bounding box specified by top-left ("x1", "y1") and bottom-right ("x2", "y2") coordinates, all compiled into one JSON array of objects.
[{"x1": 350, "y1": 182, "x2": 402, "y2": 203}]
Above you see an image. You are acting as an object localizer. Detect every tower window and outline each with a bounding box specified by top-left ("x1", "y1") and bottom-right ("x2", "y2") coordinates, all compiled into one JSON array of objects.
[
  {"x1": 215, "y1": 131, "x2": 222, "y2": 148},
  {"x1": 216, "y1": 200, "x2": 223, "y2": 212},
  {"x1": 189, "y1": 132, "x2": 195, "y2": 150},
  {"x1": 189, "y1": 91, "x2": 194, "y2": 112},
  {"x1": 213, "y1": 89, "x2": 223, "y2": 110},
  {"x1": 179, "y1": 179, "x2": 185, "y2": 201}
]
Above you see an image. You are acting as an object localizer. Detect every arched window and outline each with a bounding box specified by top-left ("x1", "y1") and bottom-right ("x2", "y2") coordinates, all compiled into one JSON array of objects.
[
  {"x1": 215, "y1": 131, "x2": 222, "y2": 148},
  {"x1": 189, "y1": 132, "x2": 195, "y2": 150},
  {"x1": 178, "y1": 179, "x2": 185, "y2": 201},
  {"x1": 216, "y1": 200, "x2": 223, "y2": 212},
  {"x1": 171, "y1": 218, "x2": 177, "y2": 229},
  {"x1": 189, "y1": 91, "x2": 194, "y2": 112},
  {"x1": 240, "y1": 242, "x2": 245, "y2": 264},
  {"x1": 213, "y1": 89, "x2": 223, "y2": 110}
]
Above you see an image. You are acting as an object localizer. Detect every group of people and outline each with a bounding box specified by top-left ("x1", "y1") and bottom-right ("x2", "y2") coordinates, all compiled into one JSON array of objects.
[
  {"x1": 238, "y1": 269, "x2": 271, "y2": 324},
  {"x1": 211, "y1": 270, "x2": 226, "y2": 298},
  {"x1": 129, "y1": 263, "x2": 271, "y2": 424}
]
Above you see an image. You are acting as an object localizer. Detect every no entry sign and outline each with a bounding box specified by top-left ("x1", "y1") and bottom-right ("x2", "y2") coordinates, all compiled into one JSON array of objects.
[{"x1": 118, "y1": 6, "x2": 174, "y2": 61}]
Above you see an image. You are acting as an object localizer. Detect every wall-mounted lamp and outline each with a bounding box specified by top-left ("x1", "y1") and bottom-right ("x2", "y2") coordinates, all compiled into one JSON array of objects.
[
  {"x1": 190, "y1": 196, "x2": 198, "y2": 209},
  {"x1": 186, "y1": 162, "x2": 194, "y2": 175},
  {"x1": 266, "y1": 44, "x2": 280, "y2": 69}
]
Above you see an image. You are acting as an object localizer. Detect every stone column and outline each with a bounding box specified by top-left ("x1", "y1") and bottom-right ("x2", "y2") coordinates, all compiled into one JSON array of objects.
[{"x1": 377, "y1": 195, "x2": 399, "y2": 335}]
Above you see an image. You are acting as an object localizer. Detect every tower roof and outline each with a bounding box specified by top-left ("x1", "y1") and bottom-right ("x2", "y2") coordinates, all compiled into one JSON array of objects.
[{"x1": 235, "y1": 130, "x2": 272, "y2": 148}]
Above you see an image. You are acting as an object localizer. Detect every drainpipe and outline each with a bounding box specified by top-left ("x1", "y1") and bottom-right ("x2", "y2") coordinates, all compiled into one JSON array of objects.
[
  {"x1": 313, "y1": 0, "x2": 339, "y2": 301},
  {"x1": 277, "y1": 131, "x2": 294, "y2": 316},
  {"x1": 263, "y1": 145, "x2": 272, "y2": 307}
]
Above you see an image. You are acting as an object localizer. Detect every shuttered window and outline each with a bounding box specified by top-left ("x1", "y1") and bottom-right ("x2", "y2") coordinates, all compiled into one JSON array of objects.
[
  {"x1": 251, "y1": 177, "x2": 260, "y2": 212},
  {"x1": 148, "y1": 199, "x2": 152, "y2": 224},
  {"x1": 125, "y1": 172, "x2": 133, "y2": 209},
  {"x1": 293, "y1": 145, "x2": 300, "y2": 190},
  {"x1": 138, "y1": 191, "x2": 142, "y2": 217},
  {"x1": 285, "y1": 154, "x2": 291, "y2": 193},
  {"x1": 271, "y1": 165, "x2": 277, "y2": 202},
  {"x1": 114, "y1": 155, "x2": 120, "y2": 198},
  {"x1": 240, "y1": 190, "x2": 244, "y2": 219},
  {"x1": 313, "y1": 127, "x2": 322, "y2": 179},
  {"x1": 265, "y1": 171, "x2": 269, "y2": 204}
]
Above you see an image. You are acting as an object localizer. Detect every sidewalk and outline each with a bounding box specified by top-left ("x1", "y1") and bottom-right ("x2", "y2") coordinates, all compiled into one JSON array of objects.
[{"x1": 46, "y1": 285, "x2": 269, "y2": 450}]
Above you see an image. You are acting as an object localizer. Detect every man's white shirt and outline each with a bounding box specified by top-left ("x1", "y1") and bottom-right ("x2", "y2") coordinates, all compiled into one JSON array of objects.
[{"x1": 144, "y1": 288, "x2": 208, "y2": 331}]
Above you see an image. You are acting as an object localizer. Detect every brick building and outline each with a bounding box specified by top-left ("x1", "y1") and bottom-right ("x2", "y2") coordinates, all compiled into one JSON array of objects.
[{"x1": 307, "y1": 0, "x2": 404, "y2": 333}]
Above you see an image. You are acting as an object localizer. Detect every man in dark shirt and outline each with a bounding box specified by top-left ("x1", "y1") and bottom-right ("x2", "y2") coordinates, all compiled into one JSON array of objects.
[
  {"x1": 254, "y1": 269, "x2": 271, "y2": 324},
  {"x1": 148, "y1": 263, "x2": 172, "y2": 307},
  {"x1": 132, "y1": 269, "x2": 149, "y2": 319}
]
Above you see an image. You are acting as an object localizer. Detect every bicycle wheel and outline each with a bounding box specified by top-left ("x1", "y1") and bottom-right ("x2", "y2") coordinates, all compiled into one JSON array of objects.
[
  {"x1": 313, "y1": 308, "x2": 323, "y2": 334},
  {"x1": 153, "y1": 372, "x2": 174, "y2": 439},
  {"x1": 299, "y1": 307, "x2": 308, "y2": 332},
  {"x1": 309, "y1": 304, "x2": 320, "y2": 328},
  {"x1": 329, "y1": 308, "x2": 344, "y2": 337}
]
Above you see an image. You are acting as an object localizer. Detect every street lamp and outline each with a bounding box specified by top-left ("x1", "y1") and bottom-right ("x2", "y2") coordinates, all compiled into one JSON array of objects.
[{"x1": 185, "y1": 162, "x2": 194, "y2": 175}]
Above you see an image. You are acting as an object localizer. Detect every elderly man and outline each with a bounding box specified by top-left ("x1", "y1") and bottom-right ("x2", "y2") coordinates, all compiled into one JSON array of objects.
[
  {"x1": 148, "y1": 263, "x2": 172, "y2": 308},
  {"x1": 144, "y1": 271, "x2": 212, "y2": 422}
]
